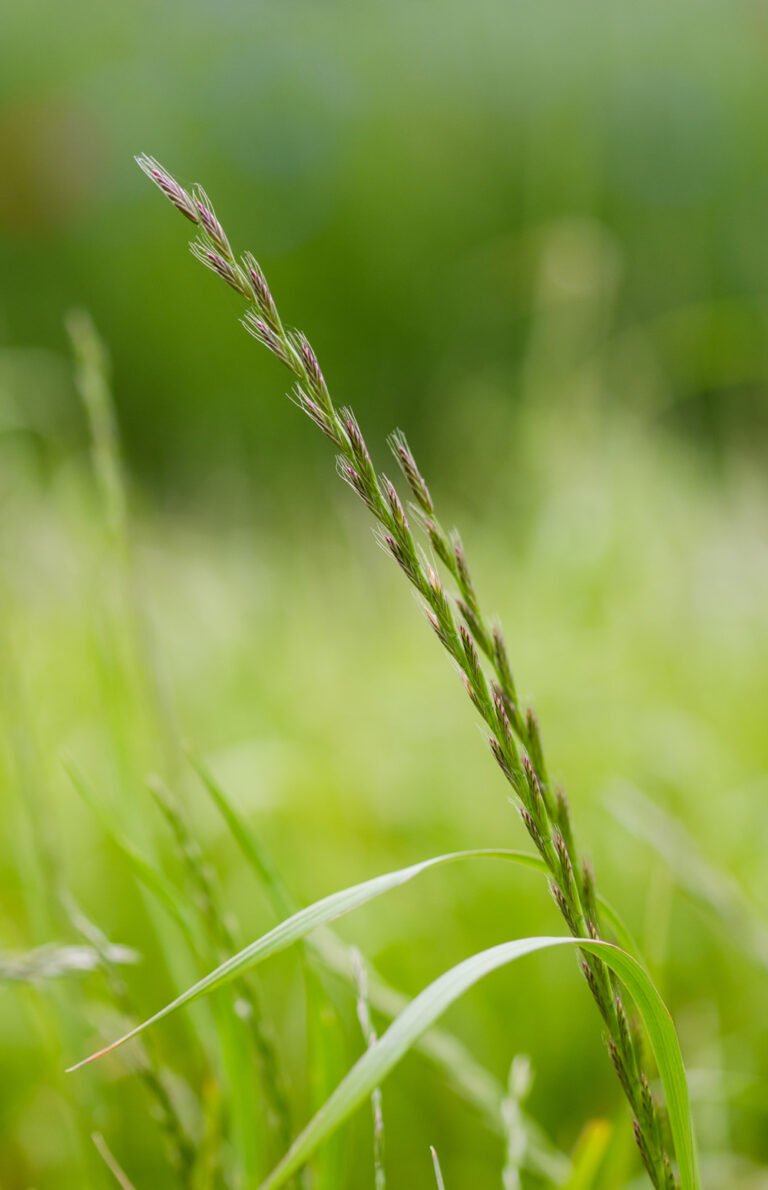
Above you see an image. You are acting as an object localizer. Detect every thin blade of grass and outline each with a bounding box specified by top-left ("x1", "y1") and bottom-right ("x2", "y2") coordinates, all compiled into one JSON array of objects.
[
  {"x1": 313, "y1": 932, "x2": 569, "y2": 1183},
  {"x1": 64, "y1": 759, "x2": 199, "y2": 950},
  {"x1": 66, "y1": 849, "x2": 550, "y2": 1070},
  {"x1": 92, "y1": 1132, "x2": 137, "y2": 1190},
  {"x1": 186, "y1": 747, "x2": 294, "y2": 920},
  {"x1": 430, "y1": 1146, "x2": 446, "y2": 1189},
  {"x1": 190, "y1": 752, "x2": 569, "y2": 1177},
  {"x1": 259, "y1": 937, "x2": 699, "y2": 1190}
]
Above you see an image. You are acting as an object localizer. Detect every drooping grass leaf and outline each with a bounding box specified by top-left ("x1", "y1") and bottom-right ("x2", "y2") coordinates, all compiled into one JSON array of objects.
[
  {"x1": 188, "y1": 752, "x2": 568, "y2": 1176},
  {"x1": 66, "y1": 848, "x2": 553, "y2": 1070},
  {"x1": 259, "y1": 937, "x2": 699, "y2": 1190},
  {"x1": 315, "y1": 932, "x2": 569, "y2": 1182}
]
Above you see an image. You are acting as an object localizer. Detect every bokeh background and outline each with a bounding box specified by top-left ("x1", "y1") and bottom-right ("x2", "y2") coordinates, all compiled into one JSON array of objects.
[{"x1": 1, "y1": 2, "x2": 767, "y2": 1187}]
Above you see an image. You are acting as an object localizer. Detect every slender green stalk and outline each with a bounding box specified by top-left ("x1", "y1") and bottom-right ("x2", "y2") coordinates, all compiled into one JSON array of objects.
[
  {"x1": 65, "y1": 895, "x2": 197, "y2": 1182},
  {"x1": 67, "y1": 307, "x2": 181, "y2": 780},
  {"x1": 146, "y1": 775, "x2": 293, "y2": 1155},
  {"x1": 92, "y1": 1131, "x2": 138, "y2": 1190},
  {"x1": 136, "y1": 155, "x2": 678, "y2": 1188},
  {"x1": 501, "y1": 1057, "x2": 533, "y2": 1190},
  {"x1": 351, "y1": 949, "x2": 386, "y2": 1190}
]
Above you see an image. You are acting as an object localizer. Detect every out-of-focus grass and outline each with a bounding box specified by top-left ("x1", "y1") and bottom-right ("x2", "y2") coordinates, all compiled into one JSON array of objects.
[
  {"x1": 1, "y1": 319, "x2": 766, "y2": 1186},
  {"x1": 3, "y1": 1, "x2": 768, "y2": 1180}
]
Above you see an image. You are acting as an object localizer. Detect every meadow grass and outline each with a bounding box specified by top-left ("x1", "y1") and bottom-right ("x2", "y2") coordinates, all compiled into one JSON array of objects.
[
  {"x1": 0, "y1": 173, "x2": 767, "y2": 1188},
  {"x1": 126, "y1": 158, "x2": 687, "y2": 1189}
]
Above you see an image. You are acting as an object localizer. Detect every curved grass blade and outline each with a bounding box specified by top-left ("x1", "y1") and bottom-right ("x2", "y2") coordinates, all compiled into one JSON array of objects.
[
  {"x1": 191, "y1": 748, "x2": 640, "y2": 963},
  {"x1": 316, "y1": 933, "x2": 569, "y2": 1183},
  {"x1": 190, "y1": 751, "x2": 570, "y2": 1173},
  {"x1": 259, "y1": 938, "x2": 699, "y2": 1190},
  {"x1": 66, "y1": 849, "x2": 542, "y2": 1071}
]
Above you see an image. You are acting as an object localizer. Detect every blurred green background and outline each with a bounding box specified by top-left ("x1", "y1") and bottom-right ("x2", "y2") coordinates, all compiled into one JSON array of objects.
[{"x1": 1, "y1": 2, "x2": 767, "y2": 1188}]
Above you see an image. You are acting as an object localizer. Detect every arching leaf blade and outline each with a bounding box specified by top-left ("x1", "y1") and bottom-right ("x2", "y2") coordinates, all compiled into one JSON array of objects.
[
  {"x1": 66, "y1": 848, "x2": 544, "y2": 1071},
  {"x1": 260, "y1": 937, "x2": 699, "y2": 1190}
]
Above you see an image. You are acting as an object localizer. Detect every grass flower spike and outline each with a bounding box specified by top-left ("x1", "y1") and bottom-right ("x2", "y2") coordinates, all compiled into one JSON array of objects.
[{"x1": 134, "y1": 153, "x2": 686, "y2": 1189}]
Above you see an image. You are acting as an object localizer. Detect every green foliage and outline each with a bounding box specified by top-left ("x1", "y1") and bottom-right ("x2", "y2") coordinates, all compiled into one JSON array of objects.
[
  {"x1": 67, "y1": 850, "x2": 563, "y2": 1069},
  {"x1": 259, "y1": 937, "x2": 698, "y2": 1190}
]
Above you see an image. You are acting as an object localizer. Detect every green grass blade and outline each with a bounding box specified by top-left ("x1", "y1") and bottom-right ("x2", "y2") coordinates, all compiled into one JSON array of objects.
[
  {"x1": 64, "y1": 760, "x2": 199, "y2": 949},
  {"x1": 259, "y1": 937, "x2": 699, "y2": 1190},
  {"x1": 430, "y1": 1146, "x2": 446, "y2": 1189},
  {"x1": 188, "y1": 756, "x2": 571, "y2": 1176},
  {"x1": 66, "y1": 309, "x2": 127, "y2": 541},
  {"x1": 314, "y1": 933, "x2": 569, "y2": 1182},
  {"x1": 66, "y1": 849, "x2": 546, "y2": 1070},
  {"x1": 186, "y1": 747, "x2": 294, "y2": 921},
  {"x1": 189, "y1": 753, "x2": 513, "y2": 1140}
]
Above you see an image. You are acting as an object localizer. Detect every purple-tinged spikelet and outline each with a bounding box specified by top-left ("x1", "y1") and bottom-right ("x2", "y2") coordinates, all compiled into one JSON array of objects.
[
  {"x1": 193, "y1": 188, "x2": 232, "y2": 257},
  {"x1": 242, "y1": 253, "x2": 281, "y2": 329},
  {"x1": 519, "y1": 806, "x2": 543, "y2": 849},
  {"x1": 490, "y1": 735, "x2": 515, "y2": 783},
  {"x1": 338, "y1": 459, "x2": 379, "y2": 515},
  {"x1": 190, "y1": 241, "x2": 250, "y2": 296},
  {"x1": 457, "y1": 598, "x2": 492, "y2": 657},
  {"x1": 491, "y1": 625, "x2": 516, "y2": 697},
  {"x1": 241, "y1": 309, "x2": 293, "y2": 367},
  {"x1": 549, "y1": 882, "x2": 577, "y2": 934},
  {"x1": 423, "y1": 518, "x2": 454, "y2": 570},
  {"x1": 583, "y1": 960, "x2": 606, "y2": 1012},
  {"x1": 135, "y1": 155, "x2": 199, "y2": 224},
  {"x1": 388, "y1": 431, "x2": 434, "y2": 515},
  {"x1": 633, "y1": 1119, "x2": 656, "y2": 1181},
  {"x1": 298, "y1": 337, "x2": 329, "y2": 405},
  {"x1": 292, "y1": 385, "x2": 343, "y2": 447},
  {"x1": 493, "y1": 688, "x2": 515, "y2": 747},
  {"x1": 608, "y1": 1037, "x2": 635, "y2": 1101},
  {"x1": 384, "y1": 478, "x2": 410, "y2": 538},
  {"x1": 453, "y1": 537, "x2": 477, "y2": 606}
]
